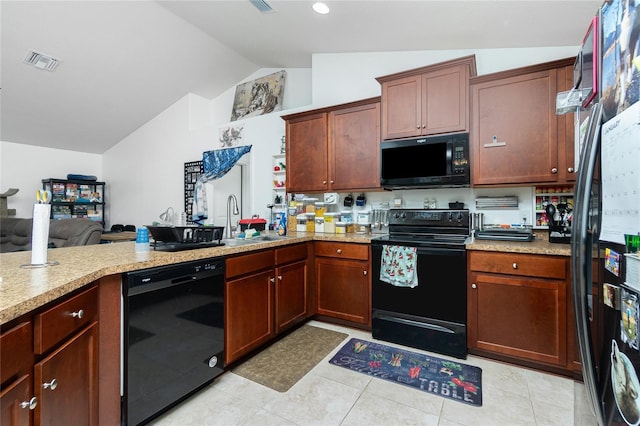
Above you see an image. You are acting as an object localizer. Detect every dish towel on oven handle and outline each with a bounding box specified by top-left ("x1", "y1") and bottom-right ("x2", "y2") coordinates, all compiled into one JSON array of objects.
[{"x1": 379, "y1": 245, "x2": 418, "y2": 288}]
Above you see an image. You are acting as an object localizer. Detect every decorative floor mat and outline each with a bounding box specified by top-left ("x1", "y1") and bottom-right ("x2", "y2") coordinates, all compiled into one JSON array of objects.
[
  {"x1": 233, "y1": 324, "x2": 348, "y2": 392},
  {"x1": 329, "y1": 338, "x2": 482, "y2": 406}
]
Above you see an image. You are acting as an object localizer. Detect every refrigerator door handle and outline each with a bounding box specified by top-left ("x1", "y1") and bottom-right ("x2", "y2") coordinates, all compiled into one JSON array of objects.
[{"x1": 571, "y1": 102, "x2": 604, "y2": 426}]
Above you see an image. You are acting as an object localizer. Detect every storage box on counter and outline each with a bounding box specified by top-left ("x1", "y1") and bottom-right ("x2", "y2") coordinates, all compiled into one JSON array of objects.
[{"x1": 239, "y1": 217, "x2": 267, "y2": 231}]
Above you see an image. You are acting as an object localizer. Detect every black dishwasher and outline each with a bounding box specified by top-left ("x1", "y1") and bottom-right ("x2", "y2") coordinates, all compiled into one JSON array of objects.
[{"x1": 123, "y1": 257, "x2": 225, "y2": 425}]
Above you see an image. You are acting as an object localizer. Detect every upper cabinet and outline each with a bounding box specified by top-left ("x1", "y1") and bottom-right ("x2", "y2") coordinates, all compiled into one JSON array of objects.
[
  {"x1": 282, "y1": 97, "x2": 381, "y2": 194},
  {"x1": 470, "y1": 58, "x2": 576, "y2": 187},
  {"x1": 376, "y1": 55, "x2": 477, "y2": 140}
]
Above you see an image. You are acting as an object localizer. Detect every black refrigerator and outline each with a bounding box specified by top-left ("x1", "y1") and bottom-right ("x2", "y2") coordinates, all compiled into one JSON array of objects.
[{"x1": 572, "y1": 1, "x2": 640, "y2": 425}]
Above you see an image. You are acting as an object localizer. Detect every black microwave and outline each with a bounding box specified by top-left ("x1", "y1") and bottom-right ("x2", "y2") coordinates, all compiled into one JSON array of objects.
[{"x1": 380, "y1": 133, "x2": 470, "y2": 189}]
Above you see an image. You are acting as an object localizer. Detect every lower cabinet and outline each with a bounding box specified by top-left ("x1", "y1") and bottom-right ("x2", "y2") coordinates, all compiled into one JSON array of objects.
[
  {"x1": 1, "y1": 375, "x2": 32, "y2": 426},
  {"x1": 0, "y1": 285, "x2": 99, "y2": 426},
  {"x1": 468, "y1": 251, "x2": 572, "y2": 370},
  {"x1": 34, "y1": 323, "x2": 98, "y2": 426},
  {"x1": 314, "y1": 241, "x2": 371, "y2": 326},
  {"x1": 225, "y1": 243, "x2": 309, "y2": 364}
]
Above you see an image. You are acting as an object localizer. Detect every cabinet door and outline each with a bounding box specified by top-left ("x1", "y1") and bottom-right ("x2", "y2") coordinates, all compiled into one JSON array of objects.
[
  {"x1": 315, "y1": 257, "x2": 370, "y2": 325},
  {"x1": 285, "y1": 113, "x2": 328, "y2": 192},
  {"x1": 34, "y1": 323, "x2": 98, "y2": 426},
  {"x1": 225, "y1": 270, "x2": 274, "y2": 364},
  {"x1": 275, "y1": 260, "x2": 308, "y2": 333},
  {"x1": 471, "y1": 69, "x2": 559, "y2": 185},
  {"x1": 558, "y1": 64, "x2": 576, "y2": 183},
  {"x1": 423, "y1": 65, "x2": 468, "y2": 135},
  {"x1": 1, "y1": 375, "x2": 32, "y2": 426},
  {"x1": 468, "y1": 272, "x2": 567, "y2": 366},
  {"x1": 380, "y1": 75, "x2": 422, "y2": 140},
  {"x1": 329, "y1": 101, "x2": 381, "y2": 191}
]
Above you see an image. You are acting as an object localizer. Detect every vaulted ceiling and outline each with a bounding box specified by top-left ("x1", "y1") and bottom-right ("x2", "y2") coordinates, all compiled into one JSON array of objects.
[{"x1": 1, "y1": 1, "x2": 602, "y2": 154}]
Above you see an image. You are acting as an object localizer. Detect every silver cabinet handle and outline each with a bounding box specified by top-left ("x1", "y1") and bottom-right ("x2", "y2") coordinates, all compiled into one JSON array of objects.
[
  {"x1": 416, "y1": 125, "x2": 420, "y2": 129},
  {"x1": 471, "y1": 283, "x2": 477, "y2": 289},
  {"x1": 278, "y1": 275, "x2": 282, "y2": 281},
  {"x1": 330, "y1": 180, "x2": 334, "y2": 184},
  {"x1": 568, "y1": 167, "x2": 575, "y2": 173},
  {"x1": 336, "y1": 249, "x2": 342, "y2": 254},
  {"x1": 42, "y1": 379, "x2": 57, "y2": 391},
  {"x1": 322, "y1": 180, "x2": 327, "y2": 184},
  {"x1": 363, "y1": 270, "x2": 367, "y2": 276},
  {"x1": 71, "y1": 309, "x2": 84, "y2": 319},
  {"x1": 20, "y1": 397, "x2": 37, "y2": 410},
  {"x1": 512, "y1": 263, "x2": 518, "y2": 269},
  {"x1": 551, "y1": 167, "x2": 558, "y2": 174},
  {"x1": 270, "y1": 277, "x2": 275, "y2": 283}
]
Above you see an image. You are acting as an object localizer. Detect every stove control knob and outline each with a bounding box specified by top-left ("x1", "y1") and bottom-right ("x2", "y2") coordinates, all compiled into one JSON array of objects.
[
  {"x1": 457, "y1": 213, "x2": 463, "y2": 223},
  {"x1": 448, "y1": 213, "x2": 453, "y2": 222}
]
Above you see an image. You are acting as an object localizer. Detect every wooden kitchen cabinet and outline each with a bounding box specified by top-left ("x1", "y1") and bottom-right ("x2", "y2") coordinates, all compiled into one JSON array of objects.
[
  {"x1": 34, "y1": 323, "x2": 98, "y2": 426},
  {"x1": 1, "y1": 321, "x2": 34, "y2": 426},
  {"x1": 377, "y1": 55, "x2": 476, "y2": 140},
  {"x1": 1, "y1": 285, "x2": 99, "y2": 426},
  {"x1": 225, "y1": 243, "x2": 310, "y2": 364},
  {"x1": 1, "y1": 375, "x2": 32, "y2": 426},
  {"x1": 32, "y1": 286, "x2": 99, "y2": 426},
  {"x1": 283, "y1": 112, "x2": 328, "y2": 193},
  {"x1": 468, "y1": 251, "x2": 570, "y2": 370},
  {"x1": 314, "y1": 241, "x2": 371, "y2": 327},
  {"x1": 283, "y1": 97, "x2": 381, "y2": 193},
  {"x1": 274, "y1": 244, "x2": 309, "y2": 333},
  {"x1": 470, "y1": 57, "x2": 576, "y2": 186}
]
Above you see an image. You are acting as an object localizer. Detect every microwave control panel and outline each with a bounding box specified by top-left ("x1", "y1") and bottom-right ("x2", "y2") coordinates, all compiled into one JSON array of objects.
[{"x1": 452, "y1": 143, "x2": 469, "y2": 175}]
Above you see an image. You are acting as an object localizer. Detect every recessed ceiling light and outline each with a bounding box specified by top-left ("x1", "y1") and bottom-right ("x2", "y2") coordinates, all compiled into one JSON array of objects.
[{"x1": 312, "y1": 2, "x2": 330, "y2": 14}]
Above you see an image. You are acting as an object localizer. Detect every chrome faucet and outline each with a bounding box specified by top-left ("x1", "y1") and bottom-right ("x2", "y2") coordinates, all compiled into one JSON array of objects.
[{"x1": 226, "y1": 194, "x2": 239, "y2": 238}]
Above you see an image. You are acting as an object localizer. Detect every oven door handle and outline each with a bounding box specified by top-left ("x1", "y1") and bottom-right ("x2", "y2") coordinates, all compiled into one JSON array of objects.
[
  {"x1": 414, "y1": 247, "x2": 465, "y2": 256},
  {"x1": 376, "y1": 314, "x2": 455, "y2": 334}
]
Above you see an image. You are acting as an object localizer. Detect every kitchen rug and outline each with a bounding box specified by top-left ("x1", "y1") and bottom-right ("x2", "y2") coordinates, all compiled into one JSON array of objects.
[
  {"x1": 232, "y1": 324, "x2": 348, "y2": 392},
  {"x1": 329, "y1": 338, "x2": 482, "y2": 407}
]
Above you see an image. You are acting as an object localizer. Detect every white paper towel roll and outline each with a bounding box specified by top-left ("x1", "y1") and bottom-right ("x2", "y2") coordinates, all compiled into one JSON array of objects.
[{"x1": 31, "y1": 203, "x2": 51, "y2": 265}]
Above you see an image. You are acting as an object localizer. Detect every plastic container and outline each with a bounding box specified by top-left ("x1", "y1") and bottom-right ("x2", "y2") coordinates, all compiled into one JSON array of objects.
[
  {"x1": 305, "y1": 212, "x2": 316, "y2": 232},
  {"x1": 303, "y1": 198, "x2": 319, "y2": 214},
  {"x1": 135, "y1": 227, "x2": 150, "y2": 253},
  {"x1": 356, "y1": 224, "x2": 371, "y2": 234},
  {"x1": 324, "y1": 212, "x2": 339, "y2": 233},
  {"x1": 357, "y1": 211, "x2": 371, "y2": 224},
  {"x1": 315, "y1": 202, "x2": 326, "y2": 217},
  {"x1": 340, "y1": 210, "x2": 353, "y2": 223},
  {"x1": 296, "y1": 214, "x2": 307, "y2": 232},
  {"x1": 315, "y1": 217, "x2": 325, "y2": 233},
  {"x1": 336, "y1": 222, "x2": 347, "y2": 234}
]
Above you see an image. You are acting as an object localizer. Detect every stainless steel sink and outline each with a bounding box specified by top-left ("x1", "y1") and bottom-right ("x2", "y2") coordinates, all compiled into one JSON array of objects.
[{"x1": 222, "y1": 234, "x2": 290, "y2": 246}]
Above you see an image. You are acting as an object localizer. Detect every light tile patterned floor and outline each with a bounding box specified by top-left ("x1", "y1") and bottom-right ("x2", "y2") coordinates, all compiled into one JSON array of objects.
[{"x1": 151, "y1": 320, "x2": 597, "y2": 426}]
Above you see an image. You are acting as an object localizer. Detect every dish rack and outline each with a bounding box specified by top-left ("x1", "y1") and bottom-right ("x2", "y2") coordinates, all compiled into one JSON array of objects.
[{"x1": 147, "y1": 225, "x2": 224, "y2": 244}]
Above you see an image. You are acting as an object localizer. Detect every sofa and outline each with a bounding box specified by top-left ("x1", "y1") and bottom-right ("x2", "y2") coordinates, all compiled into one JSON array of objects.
[{"x1": 0, "y1": 217, "x2": 103, "y2": 253}]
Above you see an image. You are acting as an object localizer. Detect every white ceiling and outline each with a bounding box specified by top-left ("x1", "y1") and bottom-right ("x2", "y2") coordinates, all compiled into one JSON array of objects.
[{"x1": 1, "y1": 0, "x2": 602, "y2": 154}]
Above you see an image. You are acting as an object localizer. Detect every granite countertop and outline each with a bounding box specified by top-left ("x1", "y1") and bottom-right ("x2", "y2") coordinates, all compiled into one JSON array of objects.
[
  {"x1": 1, "y1": 230, "x2": 570, "y2": 326},
  {"x1": 466, "y1": 235, "x2": 572, "y2": 256},
  {"x1": 0, "y1": 232, "x2": 373, "y2": 325}
]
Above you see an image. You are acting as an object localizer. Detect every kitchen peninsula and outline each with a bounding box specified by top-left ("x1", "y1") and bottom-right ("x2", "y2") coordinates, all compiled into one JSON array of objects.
[{"x1": 1, "y1": 232, "x2": 571, "y2": 425}]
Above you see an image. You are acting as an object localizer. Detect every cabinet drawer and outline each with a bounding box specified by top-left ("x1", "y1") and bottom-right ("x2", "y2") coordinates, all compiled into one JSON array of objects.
[
  {"x1": 1, "y1": 321, "x2": 32, "y2": 384},
  {"x1": 314, "y1": 241, "x2": 368, "y2": 261},
  {"x1": 469, "y1": 251, "x2": 566, "y2": 279},
  {"x1": 275, "y1": 243, "x2": 307, "y2": 265},
  {"x1": 226, "y1": 249, "x2": 275, "y2": 279},
  {"x1": 34, "y1": 286, "x2": 98, "y2": 355}
]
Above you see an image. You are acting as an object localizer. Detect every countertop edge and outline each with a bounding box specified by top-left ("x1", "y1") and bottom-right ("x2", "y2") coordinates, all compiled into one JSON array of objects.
[{"x1": 1, "y1": 233, "x2": 569, "y2": 325}]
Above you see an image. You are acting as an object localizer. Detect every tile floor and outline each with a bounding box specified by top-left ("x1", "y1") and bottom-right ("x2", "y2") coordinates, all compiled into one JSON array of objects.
[{"x1": 151, "y1": 320, "x2": 598, "y2": 426}]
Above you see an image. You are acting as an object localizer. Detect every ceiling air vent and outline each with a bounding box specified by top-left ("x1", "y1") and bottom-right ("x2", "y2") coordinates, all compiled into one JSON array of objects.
[
  {"x1": 249, "y1": 0, "x2": 274, "y2": 13},
  {"x1": 23, "y1": 49, "x2": 62, "y2": 72}
]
